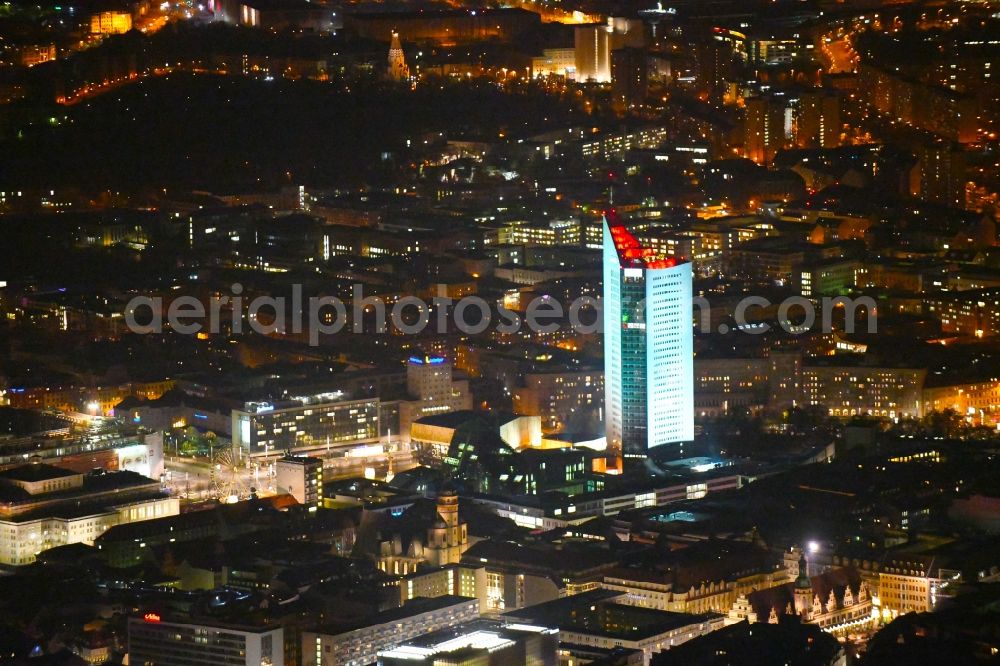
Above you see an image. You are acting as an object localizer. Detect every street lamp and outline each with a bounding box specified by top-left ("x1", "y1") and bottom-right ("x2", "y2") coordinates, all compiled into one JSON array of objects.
[{"x1": 806, "y1": 541, "x2": 821, "y2": 577}]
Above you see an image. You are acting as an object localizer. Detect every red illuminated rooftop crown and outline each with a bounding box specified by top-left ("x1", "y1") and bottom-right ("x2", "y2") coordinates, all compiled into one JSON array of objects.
[{"x1": 605, "y1": 211, "x2": 678, "y2": 270}]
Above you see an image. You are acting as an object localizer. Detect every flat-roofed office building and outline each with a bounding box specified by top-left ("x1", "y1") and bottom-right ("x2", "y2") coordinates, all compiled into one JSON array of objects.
[
  {"x1": 232, "y1": 393, "x2": 380, "y2": 456},
  {"x1": 127, "y1": 614, "x2": 283, "y2": 666}
]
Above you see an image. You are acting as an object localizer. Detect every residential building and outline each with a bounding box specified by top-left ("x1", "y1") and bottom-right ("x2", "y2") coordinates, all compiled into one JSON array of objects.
[
  {"x1": 924, "y1": 288, "x2": 1000, "y2": 337},
  {"x1": 512, "y1": 367, "x2": 603, "y2": 432},
  {"x1": 581, "y1": 126, "x2": 668, "y2": 160},
  {"x1": 801, "y1": 362, "x2": 927, "y2": 419},
  {"x1": 745, "y1": 96, "x2": 787, "y2": 165},
  {"x1": 694, "y1": 357, "x2": 769, "y2": 417},
  {"x1": 796, "y1": 90, "x2": 842, "y2": 149},
  {"x1": 612, "y1": 47, "x2": 649, "y2": 108}
]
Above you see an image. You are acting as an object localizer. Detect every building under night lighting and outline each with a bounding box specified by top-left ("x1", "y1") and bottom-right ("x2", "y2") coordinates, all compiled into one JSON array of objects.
[
  {"x1": 232, "y1": 394, "x2": 380, "y2": 457},
  {"x1": 128, "y1": 614, "x2": 283, "y2": 666},
  {"x1": 603, "y1": 216, "x2": 694, "y2": 467}
]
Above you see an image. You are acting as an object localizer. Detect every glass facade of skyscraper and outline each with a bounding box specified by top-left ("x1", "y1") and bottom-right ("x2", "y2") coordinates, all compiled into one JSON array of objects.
[{"x1": 603, "y1": 217, "x2": 694, "y2": 464}]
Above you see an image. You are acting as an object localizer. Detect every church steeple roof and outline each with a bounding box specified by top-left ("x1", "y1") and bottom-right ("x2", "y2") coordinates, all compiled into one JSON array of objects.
[
  {"x1": 795, "y1": 553, "x2": 812, "y2": 589},
  {"x1": 387, "y1": 30, "x2": 409, "y2": 81}
]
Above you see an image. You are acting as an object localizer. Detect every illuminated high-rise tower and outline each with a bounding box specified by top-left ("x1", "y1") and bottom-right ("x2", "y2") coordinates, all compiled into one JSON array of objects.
[
  {"x1": 387, "y1": 31, "x2": 409, "y2": 81},
  {"x1": 603, "y1": 215, "x2": 694, "y2": 467}
]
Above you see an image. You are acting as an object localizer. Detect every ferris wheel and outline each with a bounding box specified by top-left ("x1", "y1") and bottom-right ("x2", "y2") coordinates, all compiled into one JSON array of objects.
[{"x1": 211, "y1": 443, "x2": 250, "y2": 503}]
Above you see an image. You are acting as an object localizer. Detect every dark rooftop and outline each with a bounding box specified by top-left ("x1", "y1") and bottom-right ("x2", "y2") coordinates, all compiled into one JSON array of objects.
[
  {"x1": 312, "y1": 595, "x2": 476, "y2": 635},
  {"x1": 414, "y1": 410, "x2": 518, "y2": 429},
  {"x1": 652, "y1": 618, "x2": 842, "y2": 665},
  {"x1": 505, "y1": 589, "x2": 718, "y2": 640},
  {"x1": 0, "y1": 469, "x2": 163, "y2": 516},
  {"x1": 345, "y1": 7, "x2": 537, "y2": 20},
  {"x1": 0, "y1": 462, "x2": 80, "y2": 483}
]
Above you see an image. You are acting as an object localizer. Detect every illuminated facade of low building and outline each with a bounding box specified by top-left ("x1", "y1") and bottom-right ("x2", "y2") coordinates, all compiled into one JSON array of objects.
[
  {"x1": 459, "y1": 542, "x2": 614, "y2": 614},
  {"x1": 20, "y1": 44, "x2": 57, "y2": 67},
  {"x1": 0, "y1": 462, "x2": 178, "y2": 566},
  {"x1": 743, "y1": 555, "x2": 875, "y2": 635},
  {"x1": 531, "y1": 47, "x2": 576, "y2": 78},
  {"x1": 922, "y1": 379, "x2": 1000, "y2": 427},
  {"x1": 89, "y1": 11, "x2": 132, "y2": 35},
  {"x1": 494, "y1": 218, "x2": 581, "y2": 246},
  {"x1": 5, "y1": 379, "x2": 174, "y2": 417},
  {"x1": 603, "y1": 566, "x2": 786, "y2": 617},
  {"x1": 798, "y1": 258, "x2": 861, "y2": 297},
  {"x1": 877, "y1": 556, "x2": 939, "y2": 616},
  {"x1": 637, "y1": 232, "x2": 700, "y2": 265},
  {"x1": 875, "y1": 543, "x2": 1000, "y2": 620}
]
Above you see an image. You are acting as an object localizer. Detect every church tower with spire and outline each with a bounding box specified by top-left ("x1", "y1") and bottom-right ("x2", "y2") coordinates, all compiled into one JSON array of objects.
[
  {"x1": 425, "y1": 491, "x2": 468, "y2": 566},
  {"x1": 387, "y1": 31, "x2": 409, "y2": 81},
  {"x1": 793, "y1": 552, "x2": 813, "y2": 619}
]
